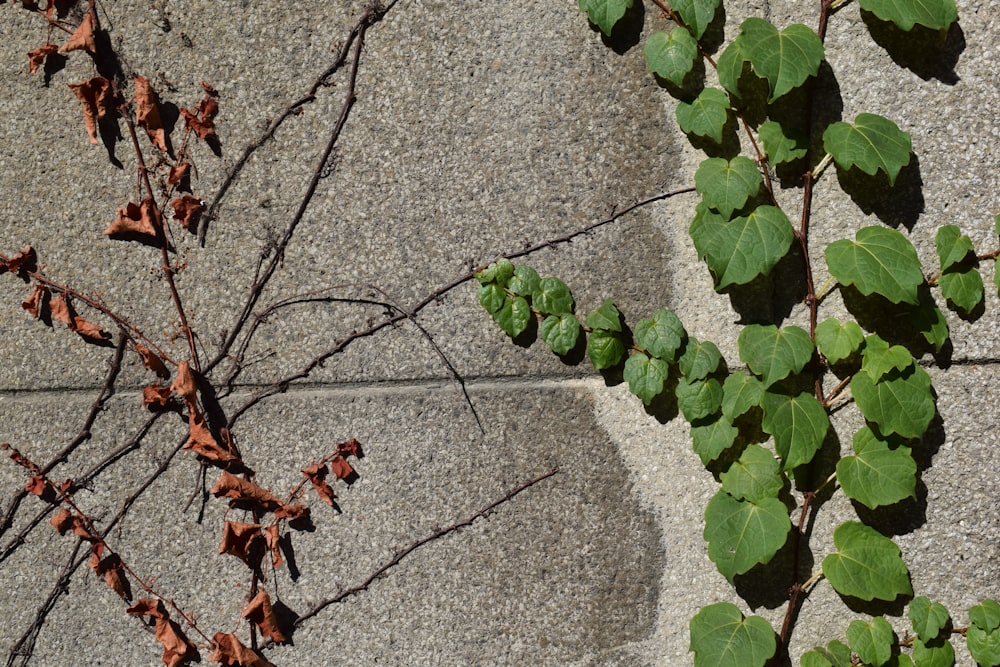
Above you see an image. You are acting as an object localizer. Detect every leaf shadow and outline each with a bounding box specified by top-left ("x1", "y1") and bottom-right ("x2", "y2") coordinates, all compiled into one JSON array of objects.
[
  {"x1": 862, "y1": 13, "x2": 964, "y2": 85},
  {"x1": 839, "y1": 285, "x2": 952, "y2": 365},
  {"x1": 833, "y1": 153, "x2": 925, "y2": 231},
  {"x1": 591, "y1": 1, "x2": 645, "y2": 55},
  {"x1": 723, "y1": 242, "x2": 808, "y2": 327}
]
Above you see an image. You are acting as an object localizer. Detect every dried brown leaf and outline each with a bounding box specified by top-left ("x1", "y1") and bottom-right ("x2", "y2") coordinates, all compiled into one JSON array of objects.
[
  {"x1": 21, "y1": 285, "x2": 45, "y2": 319},
  {"x1": 134, "y1": 75, "x2": 167, "y2": 152},
  {"x1": 70, "y1": 315, "x2": 111, "y2": 343},
  {"x1": 273, "y1": 503, "x2": 309, "y2": 521},
  {"x1": 105, "y1": 201, "x2": 156, "y2": 237},
  {"x1": 211, "y1": 471, "x2": 281, "y2": 509},
  {"x1": 3, "y1": 246, "x2": 37, "y2": 275},
  {"x1": 337, "y1": 438, "x2": 362, "y2": 458},
  {"x1": 301, "y1": 463, "x2": 335, "y2": 506},
  {"x1": 27, "y1": 44, "x2": 58, "y2": 74},
  {"x1": 243, "y1": 590, "x2": 288, "y2": 644},
  {"x1": 126, "y1": 598, "x2": 167, "y2": 619},
  {"x1": 50, "y1": 508, "x2": 74, "y2": 533},
  {"x1": 67, "y1": 77, "x2": 112, "y2": 144},
  {"x1": 24, "y1": 474, "x2": 47, "y2": 496},
  {"x1": 209, "y1": 632, "x2": 274, "y2": 667},
  {"x1": 142, "y1": 383, "x2": 172, "y2": 409},
  {"x1": 135, "y1": 343, "x2": 170, "y2": 379},
  {"x1": 127, "y1": 599, "x2": 198, "y2": 667},
  {"x1": 170, "y1": 360, "x2": 197, "y2": 403},
  {"x1": 185, "y1": 409, "x2": 237, "y2": 464},
  {"x1": 330, "y1": 455, "x2": 354, "y2": 481},
  {"x1": 59, "y1": 11, "x2": 96, "y2": 54},
  {"x1": 170, "y1": 195, "x2": 204, "y2": 231},
  {"x1": 167, "y1": 161, "x2": 191, "y2": 188},
  {"x1": 218, "y1": 520, "x2": 262, "y2": 565},
  {"x1": 263, "y1": 524, "x2": 283, "y2": 570},
  {"x1": 49, "y1": 293, "x2": 72, "y2": 325}
]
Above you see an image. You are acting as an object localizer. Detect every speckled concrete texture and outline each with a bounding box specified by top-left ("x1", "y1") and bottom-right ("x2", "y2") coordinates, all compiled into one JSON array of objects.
[{"x1": 1, "y1": 0, "x2": 998, "y2": 665}]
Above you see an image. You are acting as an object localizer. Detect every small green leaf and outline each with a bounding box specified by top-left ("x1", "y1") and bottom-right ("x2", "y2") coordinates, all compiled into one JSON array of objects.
[
  {"x1": 677, "y1": 88, "x2": 731, "y2": 144},
  {"x1": 762, "y1": 389, "x2": 829, "y2": 470},
  {"x1": 677, "y1": 377, "x2": 724, "y2": 422},
  {"x1": 722, "y1": 372, "x2": 764, "y2": 420},
  {"x1": 704, "y1": 490, "x2": 790, "y2": 581},
  {"x1": 691, "y1": 416, "x2": 740, "y2": 466},
  {"x1": 970, "y1": 600, "x2": 1000, "y2": 633},
  {"x1": 837, "y1": 426, "x2": 916, "y2": 509},
  {"x1": 493, "y1": 295, "x2": 531, "y2": 338},
  {"x1": 739, "y1": 18, "x2": 824, "y2": 102},
  {"x1": 861, "y1": 334, "x2": 914, "y2": 381},
  {"x1": 720, "y1": 444, "x2": 783, "y2": 502},
  {"x1": 858, "y1": 0, "x2": 957, "y2": 30},
  {"x1": 586, "y1": 299, "x2": 623, "y2": 332},
  {"x1": 578, "y1": 0, "x2": 634, "y2": 35},
  {"x1": 967, "y1": 625, "x2": 1000, "y2": 667},
  {"x1": 716, "y1": 36, "x2": 750, "y2": 97},
  {"x1": 508, "y1": 264, "x2": 540, "y2": 297},
  {"x1": 738, "y1": 324, "x2": 814, "y2": 387},
  {"x1": 532, "y1": 277, "x2": 574, "y2": 316},
  {"x1": 690, "y1": 204, "x2": 795, "y2": 289},
  {"x1": 478, "y1": 283, "x2": 506, "y2": 315},
  {"x1": 540, "y1": 313, "x2": 580, "y2": 355},
  {"x1": 935, "y1": 225, "x2": 975, "y2": 272},
  {"x1": 850, "y1": 363, "x2": 935, "y2": 439},
  {"x1": 912, "y1": 636, "x2": 956, "y2": 667},
  {"x1": 815, "y1": 318, "x2": 864, "y2": 365},
  {"x1": 624, "y1": 353, "x2": 670, "y2": 404},
  {"x1": 689, "y1": 602, "x2": 777, "y2": 667},
  {"x1": 825, "y1": 226, "x2": 924, "y2": 305},
  {"x1": 695, "y1": 156, "x2": 764, "y2": 219},
  {"x1": 758, "y1": 120, "x2": 808, "y2": 164},
  {"x1": 847, "y1": 617, "x2": 895, "y2": 667},
  {"x1": 588, "y1": 330, "x2": 626, "y2": 369},
  {"x1": 634, "y1": 308, "x2": 687, "y2": 361},
  {"x1": 644, "y1": 27, "x2": 699, "y2": 87},
  {"x1": 801, "y1": 641, "x2": 853, "y2": 667},
  {"x1": 679, "y1": 337, "x2": 723, "y2": 380},
  {"x1": 822, "y1": 521, "x2": 912, "y2": 601},
  {"x1": 940, "y1": 267, "x2": 985, "y2": 315},
  {"x1": 911, "y1": 300, "x2": 950, "y2": 351},
  {"x1": 475, "y1": 258, "x2": 514, "y2": 285},
  {"x1": 909, "y1": 596, "x2": 952, "y2": 641},
  {"x1": 822, "y1": 113, "x2": 912, "y2": 186},
  {"x1": 672, "y1": 0, "x2": 721, "y2": 39}
]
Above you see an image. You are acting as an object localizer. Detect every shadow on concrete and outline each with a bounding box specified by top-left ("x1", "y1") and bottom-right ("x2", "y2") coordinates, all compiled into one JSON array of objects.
[
  {"x1": 862, "y1": 13, "x2": 965, "y2": 85},
  {"x1": 840, "y1": 285, "x2": 952, "y2": 366},
  {"x1": 593, "y1": 1, "x2": 645, "y2": 55},
  {"x1": 834, "y1": 153, "x2": 925, "y2": 231}
]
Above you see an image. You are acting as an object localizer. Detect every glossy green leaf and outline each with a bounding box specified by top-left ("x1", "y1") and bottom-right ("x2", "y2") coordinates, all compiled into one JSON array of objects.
[
  {"x1": 672, "y1": 0, "x2": 721, "y2": 39},
  {"x1": 823, "y1": 113, "x2": 912, "y2": 185},
  {"x1": 762, "y1": 389, "x2": 829, "y2": 470},
  {"x1": 704, "y1": 490, "x2": 790, "y2": 581},
  {"x1": 475, "y1": 258, "x2": 514, "y2": 285},
  {"x1": 967, "y1": 626, "x2": 1000, "y2": 667},
  {"x1": 677, "y1": 88, "x2": 731, "y2": 143},
  {"x1": 624, "y1": 353, "x2": 670, "y2": 404},
  {"x1": 532, "y1": 277, "x2": 574, "y2": 316},
  {"x1": 739, "y1": 18, "x2": 824, "y2": 102},
  {"x1": 478, "y1": 283, "x2": 506, "y2": 315},
  {"x1": 822, "y1": 521, "x2": 912, "y2": 601},
  {"x1": 722, "y1": 372, "x2": 764, "y2": 420},
  {"x1": 634, "y1": 308, "x2": 687, "y2": 361},
  {"x1": 826, "y1": 226, "x2": 924, "y2": 305},
  {"x1": 912, "y1": 636, "x2": 956, "y2": 667},
  {"x1": 858, "y1": 0, "x2": 957, "y2": 30},
  {"x1": 758, "y1": 120, "x2": 808, "y2": 164},
  {"x1": 586, "y1": 298, "x2": 623, "y2": 332},
  {"x1": 588, "y1": 330, "x2": 626, "y2": 370},
  {"x1": 847, "y1": 617, "x2": 895, "y2": 667},
  {"x1": 738, "y1": 324, "x2": 814, "y2": 387},
  {"x1": 689, "y1": 602, "x2": 777, "y2": 667},
  {"x1": 540, "y1": 313, "x2": 580, "y2": 355},
  {"x1": 801, "y1": 641, "x2": 853, "y2": 667},
  {"x1": 507, "y1": 264, "x2": 540, "y2": 297},
  {"x1": 695, "y1": 156, "x2": 763, "y2": 218},
  {"x1": 909, "y1": 596, "x2": 951, "y2": 641},
  {"x1": 935, "y1": 225, "x2": 975, "y2": 272},
  {"x1": 851, "y1": 363, "x2": 935, "y2": 439},
  {"x1": 815, "y1": 318, "x2": 864, "y2": 365},
  {"x1": 493, "y1": 295, "x2": 531, "y2": 338},
  {"x1": 644, "y1": 27, "x2": 699, "y2": 87},
  {"x1": 679, "y1": 338, "x2": 723, "y2": 380},
  {"x1": 970, "y1": 600, "x2": 1000, "y2": 633},
  {"x1": 720, "y1": 444, "x2": 783, "y2": 502},
  {"x1": 940, "y1": 267, "x2": 984, "y2": 315},
  {"x1": 578, "y1": 0, "x2": 634, "y2": 35},
  {"x1": 677, "y1": 377, "x2": 724, "y2": 422},
  {"x1": 690, "y1": 204, "x2": 795, "y2": 289},
  {"x1": 716, "y1": 37, "x2": 750, "y2": 97},
  {"x1": 861, "y1": 334, "x2": 914, "y2": 381},
  {"x1": 837, "y1": 426, "x2": 916, "y2": 509},
  {"x1": 691, "y1": 416, "x2": 740, "y2": 466}
]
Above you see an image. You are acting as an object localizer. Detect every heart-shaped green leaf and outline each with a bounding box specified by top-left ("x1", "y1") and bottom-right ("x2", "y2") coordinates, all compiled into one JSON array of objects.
[
  {"x1": 716, "y1": 36, "x2": 750, "y2": 97},
  {"x1": 836, "y1": 426, "x2": 916, "y2": 509},
  {"x1": 677, "y1": 377, "x2": 724, "y2": 422},
  {"x1": 758, "y1": 120, "x2": 808, "y2": 164},
  {"x1": 691, "y1": 416, "x2": 740, "y2": 466},
  {"x1": 586, "y1": 298, "x2": 623, "y2": 332},
  {"x1": 679, "y1": 337, "x2": 723, "y2": 380},
  {"x1": 858, "y1": 0, "x2": 957, "y2": 30},
  {"x1": 624, "y1": 352, "x2": 670, "y2": 404},
  {"x1": 492, "y1": 295, "x2": 531, "y2": 338},
  {"x1": 578, "y1": 0, "x2": 634, "y2": 35},
  {"x1": 909, "y1": 597, "x2": 951, "y2": 641},
  {"x1": 704, "y1": 490, "x2": 790, "y2": 581},
  {"x1": 540, "y1": 313, "x2": 580, "y2": 355},
  {"x1": 677, "y1": 88, "x2": 731, "y2": 144},
  {"x1": 532, "y1": 277, "x2": 574, "y2": 315},
  {"x1": 822, "y1": 521, "x2": 912, "y2": 601},
  {"x1": 720, "y1": 444, "x2": 783, "y2": 502},
  {"x1": 739, "y1": 18, "x2": 824, "y2": 102},
  {"x1": 690, "y1": 204, "x2": 794, "y2": 289},
  {"x1": 737, "y1": 324, "x2": 814, "y2": 387},
  {"x1": 689, "y1": 602, "x2": 777, "y2": 667},
  {"x1": 695, "y1": 156, "x2": 763, "y2": 218},
  {"x1": 823, "y1": 113, "x2": 912, "y2": 185},
  {"x1": 940, "y1": 267, "x2": 984, "y2": 315},
  {"x1": 507, "y1": 264, "x2": 540, "y2": 297},
  {"x1": 850, "y1": 363, "x2": 935, "y2": 439},
  {"x1": 634, "y1": 308, "x2": 687, "y2": 361},
  {"x1": 815, "y1": 318, "x2": 864, "y2": 365},
  {"x1": 672, "y1": 0, "x2": 721, "y2": 39},
  {"x1": 644, "y1": 26, "x2": 699, "y2": 87},
  {"x1": 762, "y1": 389, "x2": 829, "y2": 470},
  {"x1": 722, "y1": 372, "x2": 764, "y2": 420},
  {"x1": 847, "y1": 617, "x2": 895, "y2": 667},
  {"x1": 588, "y1": 330, "x2": 626, "y2": 369},
  {"x1": 825, "y1": 226, "x2": 924, "y2": 304},
  {"x1": 800, "y1": 641, "x2": 853, "y2": 667},
  {"x1": 935, "y1": 224, "x2": 975, "y2": 272}
]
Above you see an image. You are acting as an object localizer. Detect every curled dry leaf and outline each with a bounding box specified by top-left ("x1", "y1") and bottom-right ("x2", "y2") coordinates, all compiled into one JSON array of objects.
[
  {"x1": 330, "y1": 455, "x2": 354, "y2": 481},
  {"x1": 2, "y1": 246, "x2": 37, "y2": 274},
  {"x1": 167, "y1": 161, "x2": 191, "y2": 189},
  {"x1": 170, "y1": 195, "x2": 204, "y2": 231},
  {"x1": 209, "y1": 632, "x2": 275, "y2": 667},
  {"x1": 49, "y1": 293, "x2": 72, "y2": 325},
  {"x1": 89, "y1": 546, "x2": 129, "y2": 600},
  {"x1": 27, "y1": 43, "x2": 58, "y2": 74},
  {"x1": 134, "y1": 75, "x2": 168, "y2": 152},
  {"x1": 21, "y1": 284, "x2": 45, "y2": 319},
  {"x1": 105, "y1": 197, "x2": 160, "y2": 238},
  {"x1": 142, "y1": 383, "x2": 172, "y2": 409},
  {"x1": 337, "y1": 438, "x2": 362, "y2": 458},
  {"x1": 243, "y1": 590, "x2": 288, "y2": 644},
  {"x1": 180, "y1": 94, "x2": 218, "y2": 141},
  {"x1": 59, "y1": 11, "x2": 96, "y2": 54},
  {"x1": 218, "y1": 520, "x2": 263, "y2": 566},
  {"x1": 70, "y1": 315, "x2": 111, "y2": 343},
  {"x1": 170, "y1": 360, "x2": 197, "y2": 404},
  {"x1": 24, "y1": 474, "x2": 48, "y2": 497},
  {"x1": 273, "y1": 503, "x2": 309, "y2": 521},
  {"x1": 185, "y1": 409, "x2": 238, "y2": 464},
  {"x1": 50, "y1": 508, "x2": 74, "y2": 532},
  {"x1": 211, "y1": 471, "x2": 281, "y2": 509},
  {"x1": 68, "y1": 77, "x2": 113, "y2": 144},
  {"x1": 263, "y1": 524, "x2": 283, "y2": 570},
  {"x1": 135, "y1": 343, "x2": 170, "y2": 379},
  {"x1": 301, "y1": 463, "x2": 336, "y2": 506},
  {"x1": 126, "y1": 598, "x2": 199, "y2": 667}
]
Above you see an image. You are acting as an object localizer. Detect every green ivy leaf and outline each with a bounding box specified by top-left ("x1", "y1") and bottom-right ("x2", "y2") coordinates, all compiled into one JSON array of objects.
[
  {"x1": 532, "y1": 277, "x2": 574, "y2": 316},
  {"x1": 634, "y1": 308, "x2": 687, "y2": 361},
  {"x1": 672, "y1": 0, "x2": 721, "y2": 39},
  {"x1": 689, "y1": 602, "x2": 777, "y2": 667},
  {"x1": 909, "y1": 596, "x2": 952, "y2": 641},
  {"x1": 716, "y1": 36, "x2": 750, "y2": 98},
  {"x1": 737, "y1": 324, "x2": 814, "y2": 387},
  {"x1": 588, "y1": 329, "x2": 626, "y2": 370},
  {"x1": 836, "y1": 426, "x2": 916, "y2": 509},
  {"x1": 677, "y1": 377, "x2": 724, "y2": 422},
  {"x1": 912, "y1": 636, "x2": 956, "y2": 667},
  {"x1": 720, "y1": 444, "x2": 783, "y2": 502},
  {"x1": 478, "y1": 283, "x2": 506, "y2": 315},
  {"x1": 761, "y1": 389, "x2": 829, "y2": 470},
  {"x1": 679, "y1": 337, "x2": 723, "y2": 380},
  {"x1": 644, "y1": 27, "x2": 699, "y2": 87},
  {"x1": 825, "y1": 226, "x2": 924, "y2": 305},
  {"x1": 704, "y1": 490, "x2": 790, "y2": 582},
  {"x1": 822, "y1": 521, "x2": 912, "y2": 601},
  {"x1": 586, "y1": 298, "x2": 623, "y2": 332},
  {"x1": 691, "y1": 416, "x2": 740, "y2": 466},
  {"x1": 540, "y1": 313, "x2": 580, "y2": 355},
  {"x1": 861, "y1": 334, "x2": 914, "y2": 381},
  {"x1": 739, "y1": 18, "x2": 824, "y2": 102},
  {"x1": 940, "y1": 267, "x2": 984, "y2": 315},
  {"x1": 507, "y1": 264, "x2": 540, "y2": 297},
  {"x1": 695, "y1": 156, "x2": 764, "y2": 218},
  {"x1": 910, "y1": 300, "x2": 950, "y2": 351},
  {"x1": 935, "y1": 225, "x2": 975, "y2": 272},
  {"x1": 822, "y1": 113, "x2": 912, "y2": 186},
  {"x1": 578, "y1": 0, "x2": 634, "y2": 35},
  {"x1": 858, "y1": 0, "x2": 957, "y2": 30},
  {"x1": 801, "y1": 641, "x2": 853, "y2": 667},
  {"x1": 850, "y1": 363, "x2": 935, "y2": 439},
  {"x1": 624, "y1": 353, "x2": 670, "y2": 404},
  {"x1": 493, "y1": 295, "x2": 531, "y2": 338},
  {"x1": 722, "y1": 372, "x2": 764, "y2": 420},
  {"x1": 847, "y1": 617, "x2": 895, "y2": 667},
  {"x1": 968, "y1": 601, "x2": 1000, "y2": 666},
  {"x1": 970, "y1": 600, "x2": 1000, "y2": 633},
  {"x1": 475, "y1": 258, "x2": 514, "y2": 286},
  {"x1": 690, "y1": 204, "x2": 795, "y2": 289},
  {"x1": 758, "y1": 120, "x2": 808, "y2": 164},
  {"x1": 676, "y1": 88, "x2": 731, "y2": 144},
  {"x1": 815, "y1": 318, "x2": 864, "y2": 365}
]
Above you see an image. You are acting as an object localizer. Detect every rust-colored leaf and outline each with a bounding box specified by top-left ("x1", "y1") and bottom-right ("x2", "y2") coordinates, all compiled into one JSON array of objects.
[
  {"x1": 127, "y1": 598, "x2": 167, "y2": 619},
  {"x1": 170, "y1": 360, "x2": 197, "y2": 404},
  {"x1": 167, "y1": 161, "x2": 191, "y2": 189},
  {"x1": 337, "y1": 438, "x2": 362, "y2": 458},
  {"x1": 330, "y1": 455, "x2": 354, "y2": 481},
  {"x1": 68, "y1": 77, "x2": 112, "y2": 144},
  {"x1": 49, "y1": 293, "x2": 72, "y2": 325},
  {"x1": 70, "y1": 315, "x2": 111, "y2": 343},
  {"x1": 2, "y1": 246, "x2": 37, "y2": 275},
  {"x1": 142, "y1": 383, "x2": 172, "y2": 409},
  {"x1": 273, "y1": 503, "x2": 309, "y2": 521},
  {"x1": 50, "y1": 508, "x2": 74, "y2": 532},
  {"x1": 59, "y1": 11, "x2": 96, "y2": 54},
  {"x1": 218, "y1": 520, "x2": 262, "y2": 565},
  {"x1": 179, "y1": 94, "x2": 218, "y2": 141},
  {"x1": 21, "y1": 285, "x2": 45, "y2": 319},
  {"x1": 301, "y1": 463, "x2": 335, "y2": 506},
  {"x1": 263, "y1": 524, "x2": 283, "y2": 570},
  {"x1": 27, "y1": 43, "x2": 58, "y2": 74},
  {"x1": 209, "y1": 632, "x2": 274, "y2": 667},
  {"x1": 24, "y1": 474, "x2": 48, "y2": 496},
  {"x1": 105, "y1": 201, "x2": 154, "y2": 237},
  {"x1": 185, "y1": 409, "x2": 237, "y2": 464},
  {"x1": 127, "y1": 599, "x2": 198, "y2": 667},
  {"x1": 211, "y1": 471, "x2": 281, "y2": 509},
  {"x1": 134, "y1": 75, "x2": 168, "y2": 152},
  {"x1": 135, "y1": 343, "x2": 170, "y2": 379},
  {"x1": 90, "y1": 548, "x2": 129, "y2": 600},
  {"x1": 243, "y1": 590, "x2": 288, "y2": 644},
  {"x1": 170, "y1": 195, "x2": 204, "y2": 231}
]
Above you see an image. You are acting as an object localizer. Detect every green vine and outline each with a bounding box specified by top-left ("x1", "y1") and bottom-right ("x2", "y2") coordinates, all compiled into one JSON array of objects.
[{"x1": 476, "y1": 0, "x2": 999, "y2": 664}]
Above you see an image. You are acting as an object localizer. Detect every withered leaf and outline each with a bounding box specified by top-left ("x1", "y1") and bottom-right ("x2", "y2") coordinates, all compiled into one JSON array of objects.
[
  {"x1": 218, "y1": 520, "x2": 262, "y2": 565},
  {"x1": 104, "y1": 198, "x2": 160, "y2": 238},
  {"x1": 243, "y1": 590, "x2": 288, "y2": 644},
  {"x1": 142, "y1": 383, "x2": 172, "y2": 409},
  {"x1": 134, "y1": 75, "x2": 168, "y2": 152},
  {"x1": 170, "y1": 360, "x2": 197, "y2": 404},
  {"x1": 273, "y1": 503, "x2": 309, "y2": 521},
  {"x1": 68, "y1": 77, "x2": 113, "y2": 144},
  {"x1": 337, "y1": 438, "x2": 362, "y2": 458},
  {"x1": 330, "y1": 455, "x2": 354, "y2": 481},
  {"x1": 50, "y1": 508, "x2": 74, "y2": 532},
  {"x1": 27, "y1": 44, "x2": 58, "y2": 74},
  {"x1": 185, "y1": 409, "x2": 237, "y2": 464},
  {"x1": 301, "y1": 463, "x2": 335, "y2": 506},
  {"x1": 170, "y1": 195, "x2": 204, "y2": 231},
  {"x1": 209, "y1": 632, "x2": 274, "y2": 667},
  {"x1": 59, "y1": 11, "x2": 96, "y2": 54},
  {"x1": 211, "y1": 471, "x2": 281, "y2": 509},
  {"x1": 127, "y1": 599, "x2": 199, "y2": 667},
  {"x1": 180, "y1": 94, "x2": 218, "y2": 141},
  {"x1": 90, "y1": 547, "x2": 129, "y2": 600},
  {"x1": 49, "y1": 293, "x2": 72, "y2": 325},
  {"x1": 263, "y1": 524, "x2": 283, "y2": 570},
  {"x1": 135, "y1": 343, "x2": 170, "y2": 379},
  {"x1": 126, "y1": 598, "x2": 167, "y2": 619},
  {"x1": 21, "y1": 285, "x2": 46, "y2": 319},
  {"x1": 167, "y1": 161, "x2": 191, "y2": 189},
  {"x1": 70, "y1": 315, "x2": 111, "y2": 343},
  {"x1": 2, "y1": 246, "x2": 37, "y2": 275},
  {"x1": 24, "y1": 474, "x2": 48, "y2": 497}
]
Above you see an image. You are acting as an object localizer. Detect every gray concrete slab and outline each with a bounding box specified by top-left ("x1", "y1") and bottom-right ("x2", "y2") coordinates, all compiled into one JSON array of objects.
[{"x1": 1, "y1": 0, "x2": 999, "y2": 665}]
